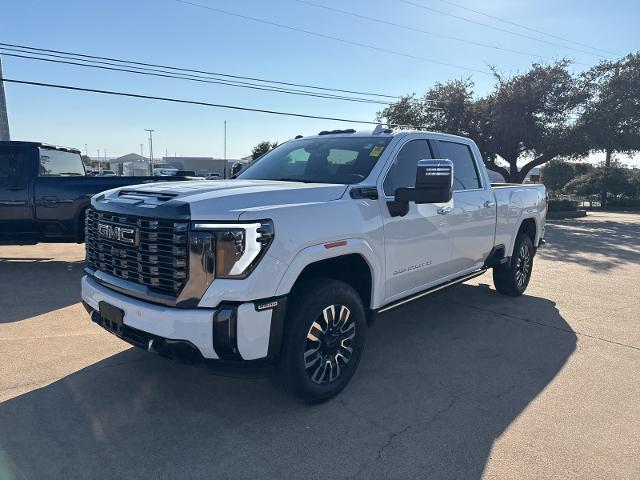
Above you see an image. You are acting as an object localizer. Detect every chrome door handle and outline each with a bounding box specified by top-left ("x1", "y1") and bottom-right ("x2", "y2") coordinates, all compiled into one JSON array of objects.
[
  {"x1": 437, "y1": 206, "x2": 453, "y2": 215},
  {"x1": 483, "y1": 201, "x2": 495, "y2": 208}
]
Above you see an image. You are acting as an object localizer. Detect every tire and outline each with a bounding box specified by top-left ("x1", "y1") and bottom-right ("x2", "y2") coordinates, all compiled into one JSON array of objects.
[
  {"x1": 493, "y1": 233, "x2": 534, "y2": 297},
  {"x1": 277, "y1": 278, "x2": 367, "y2": 402}
]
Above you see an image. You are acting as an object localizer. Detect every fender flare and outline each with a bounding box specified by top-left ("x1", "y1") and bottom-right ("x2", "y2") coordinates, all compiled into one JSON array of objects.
[
  {"x1": 508, "y1": 214, "x2": 541, "y2": 256},
  {"x1": 273, "y1": 238, "x2": 383, "y2": 309}
]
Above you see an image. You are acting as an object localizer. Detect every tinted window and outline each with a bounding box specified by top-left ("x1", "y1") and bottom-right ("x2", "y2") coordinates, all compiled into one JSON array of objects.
[
  {"x1": 437, "y1": 141, "x2": 481, "y2": 190},
  {"x1": 0, "y1": 149, "x2": 24, "y2": 184},
  {"x1": 39, "y1": 148, "x2": 85, "y2": 176},
  {"x1": 238, "y1": 136, "x2": 392, "y2": 184},
  {"x1": 383, "y1": 140, "x2": 431, "y2": 195}
]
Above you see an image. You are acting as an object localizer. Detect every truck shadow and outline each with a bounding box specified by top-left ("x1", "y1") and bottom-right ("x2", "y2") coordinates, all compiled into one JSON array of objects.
[
  {"x1": 540, "y1": 217, "x2": 640, "y2": 271},
  {"x1": 0, "y1": 258, "x2": 84, "y2": 323},
  {"x1": 0, "y1": 282, "x2": 575, "y2": 479}
]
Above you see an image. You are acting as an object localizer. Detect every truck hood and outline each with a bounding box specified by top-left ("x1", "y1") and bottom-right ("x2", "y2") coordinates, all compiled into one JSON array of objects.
[{"x1": 98, "y1": 180, "x2": 349, "y2": 220}]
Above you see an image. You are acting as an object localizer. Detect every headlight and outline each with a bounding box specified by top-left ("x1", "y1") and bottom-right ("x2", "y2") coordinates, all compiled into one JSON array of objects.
[{"x1": 191, "y1": 221, "x2": 274, "y2": 279}]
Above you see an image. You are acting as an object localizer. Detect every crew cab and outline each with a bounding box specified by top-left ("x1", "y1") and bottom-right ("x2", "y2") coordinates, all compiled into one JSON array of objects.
[
  {"x1": 0, "y1": 141, "x2": 189, "y2": 244},
  {"x1": 81, "y1": 127, "x2": 547, "y2": 401}
]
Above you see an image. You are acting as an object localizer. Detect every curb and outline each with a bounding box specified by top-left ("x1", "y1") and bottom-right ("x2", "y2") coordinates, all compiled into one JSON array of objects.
[{"x1": 547, "y1": 210, "x2": 587, "y2": 220}]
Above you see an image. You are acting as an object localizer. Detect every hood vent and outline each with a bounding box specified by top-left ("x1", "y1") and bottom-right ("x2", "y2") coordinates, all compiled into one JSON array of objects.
[{"x1": 118, "y1": 190, "x2": 177, "y2": 203}]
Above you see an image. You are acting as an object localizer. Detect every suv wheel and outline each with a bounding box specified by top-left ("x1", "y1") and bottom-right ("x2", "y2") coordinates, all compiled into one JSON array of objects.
[
  {"x1": 278, "y1": 278, "x2": 366, "y2": 402},
  {"x1": 493, "y1": 233, "x2": 534, "y2": 297}
]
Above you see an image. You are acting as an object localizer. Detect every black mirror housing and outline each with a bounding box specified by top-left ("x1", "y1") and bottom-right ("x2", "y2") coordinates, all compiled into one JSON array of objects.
[
  {"x1": 230, "y1": 162, "x2": 243, "y2": 177},
  {"x1": 394, "y1": 159, "x2": 453, "y2": 204}
]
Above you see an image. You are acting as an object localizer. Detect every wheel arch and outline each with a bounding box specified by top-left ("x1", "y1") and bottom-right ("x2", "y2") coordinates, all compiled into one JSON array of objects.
[
  {"x1": 75, "y1": 202, "x2": 90, "y2": 243},
  {"x1": 507, "y1": 216, "x2": 540, "y2": 256},
  {"x1": 275, "y1": 239, "x2": 382, "y2": 313}
]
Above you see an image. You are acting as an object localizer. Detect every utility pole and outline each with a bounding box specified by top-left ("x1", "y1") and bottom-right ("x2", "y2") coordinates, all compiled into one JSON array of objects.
[
  {"x1": 97, "y1": 149, "x2": 101, "y2": 172},
  {"x1": 140, "y1": 143, "x2": 144, "y2": 157},
  {"x1": 145, "y1": 129, "x2": 155, "y2": 174},
  {"x1": 0, "y1": 56, "x2": 11, "y2": 141}
]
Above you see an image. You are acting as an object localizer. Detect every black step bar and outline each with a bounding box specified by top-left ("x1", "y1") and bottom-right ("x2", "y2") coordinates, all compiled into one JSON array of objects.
[{"x1": 377, "y1": 269, "x2": 487, "y2": 314}]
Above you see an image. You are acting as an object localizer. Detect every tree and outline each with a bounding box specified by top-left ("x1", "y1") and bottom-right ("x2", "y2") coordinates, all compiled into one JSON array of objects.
[
  {"x1": 577, "y1": 52, "x2": 640, "y2": 205},
  {"x1": 542, "y1": 159, "x2": 593, "y2": 195},
  {"x1": 378, "y1": 61, "x2": 589, "y2": 183},
  {"x1": 251, "y1": 141, "x2": 278, "y2": 160},
  {"x1": 564, "y1": 163, "x2": 634, "y2": 199},
  {"x1": 541, "y1": 159, "x2": 576, "y2": 194}
]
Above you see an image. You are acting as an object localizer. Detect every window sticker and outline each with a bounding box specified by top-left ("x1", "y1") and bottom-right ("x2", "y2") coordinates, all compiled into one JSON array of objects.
[{"x1": 369, "y1": 146, "x2": 384, "y2": 157}]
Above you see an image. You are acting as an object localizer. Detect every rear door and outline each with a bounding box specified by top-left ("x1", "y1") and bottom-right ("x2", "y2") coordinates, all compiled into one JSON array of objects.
[
  {"x1": 378, "y1": 137, "x2": 454, "y2": 302},
  {"x1": 434, "y1": 140, "x2": 496, "y2": 273},
  {"x1": 0, "y1": 145, "x2": 36, "y2": 241}
]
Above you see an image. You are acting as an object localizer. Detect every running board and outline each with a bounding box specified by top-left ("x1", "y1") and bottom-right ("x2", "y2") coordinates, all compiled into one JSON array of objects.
[{"x1": 377, "y1": 269, "x2": 487, "y2": 314}]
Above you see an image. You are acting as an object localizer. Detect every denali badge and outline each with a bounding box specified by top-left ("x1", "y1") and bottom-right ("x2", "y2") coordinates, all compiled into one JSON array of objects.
[{"x1": 97, "y1": 222, "x2": 138, "y2": 245}]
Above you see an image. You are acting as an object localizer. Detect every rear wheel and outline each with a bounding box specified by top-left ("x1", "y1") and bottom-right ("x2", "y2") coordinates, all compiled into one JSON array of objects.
[
  {"x1": 493, "y1": 233, "x2": 534, "y2": 296},
  {"x1": 278, "y1": 278, "x2": 366, "y2": 402}
]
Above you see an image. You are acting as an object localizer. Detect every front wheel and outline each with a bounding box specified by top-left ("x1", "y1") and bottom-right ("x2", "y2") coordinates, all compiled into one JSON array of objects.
[
  {"x1": 277, "y1": 278, "x2": 367, "y2": 402},
  {"x1": 493, "y1": 233, "x2": 534, "y2": 296}
]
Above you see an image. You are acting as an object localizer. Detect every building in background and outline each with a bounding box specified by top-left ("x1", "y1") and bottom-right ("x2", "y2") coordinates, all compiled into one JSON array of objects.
[
  {"x1": 162, "y1": 157, "x2": 248, "y2": 177},
  {"x1": 110, "y1": 153, "x2": 150, "y2": 175}
]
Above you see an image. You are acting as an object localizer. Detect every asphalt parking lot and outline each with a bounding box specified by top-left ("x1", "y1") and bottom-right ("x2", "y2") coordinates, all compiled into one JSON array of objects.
[{"x1": 1, "y1": 211, "x2": 638, "y2": 479}]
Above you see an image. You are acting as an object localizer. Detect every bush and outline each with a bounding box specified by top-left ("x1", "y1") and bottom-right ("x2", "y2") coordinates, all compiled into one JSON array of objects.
[
  {"x1": 604, "y1": 198, "x2": 640, "y2": 208},
  {"x1": 548, "y1": 199, "x2": 578, "y2": 211}
]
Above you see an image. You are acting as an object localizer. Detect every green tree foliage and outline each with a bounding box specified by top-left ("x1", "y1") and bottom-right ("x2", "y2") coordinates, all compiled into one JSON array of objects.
[
  {"x1": 542, "y1": 159, "x2": 593, "y2": 195},
  {"x1": 251, "y1": 141, "x2": 278, "y2": 160},
  {"x1": 578, "y1": 52, "x2": 640, "y2": 161},
  {"x1": 378, "y1": 61, "x2": 589, "y2": 183},
  {"x1": 564, "y1": 163, "x2": 635, "y2": 199},
  {"x1": 576, "y1": 52, "x2": 640, "y2": 204}
]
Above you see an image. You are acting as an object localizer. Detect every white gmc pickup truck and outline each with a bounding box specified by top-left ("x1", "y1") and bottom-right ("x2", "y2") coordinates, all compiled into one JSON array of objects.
[{"x1": 81, "y1": 127, "x2": 547, "y2": 401}]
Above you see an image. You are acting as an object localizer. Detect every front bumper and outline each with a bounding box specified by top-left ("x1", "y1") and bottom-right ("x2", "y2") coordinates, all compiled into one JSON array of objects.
[{"x1": 81, "y1": 275, "x2": 285, "y2": 362}]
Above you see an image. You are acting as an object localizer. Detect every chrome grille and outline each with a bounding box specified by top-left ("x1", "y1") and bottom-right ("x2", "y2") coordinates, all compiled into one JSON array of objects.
[{"x1": 85, "y1": 209, "x2": 189, "y2": 297}]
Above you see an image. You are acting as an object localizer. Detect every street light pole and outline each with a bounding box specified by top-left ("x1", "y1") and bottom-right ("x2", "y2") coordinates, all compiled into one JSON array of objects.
[
  {"x1": 224, "y1": 120, "x2": 227, "y2": 178},
  {"x1": 145, "y1": 129, "x2": 155, "y2": 175}
]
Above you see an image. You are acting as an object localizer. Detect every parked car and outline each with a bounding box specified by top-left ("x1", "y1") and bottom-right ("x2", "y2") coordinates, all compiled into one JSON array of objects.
[
  {"x1": 96, "y1": 169, "x2": 116, "y2": 176},
  {"x1": 81, "y1": 127, "x2": 547, "y2": 401},
  {"x1": 0, "y1": 141, "x2": 192, "y2": 244}
]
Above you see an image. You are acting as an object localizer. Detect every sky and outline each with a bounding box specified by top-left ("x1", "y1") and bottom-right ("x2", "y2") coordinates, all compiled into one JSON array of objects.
[{"x1": 1, "y1": 0, "x2": 638, "y2": 164}]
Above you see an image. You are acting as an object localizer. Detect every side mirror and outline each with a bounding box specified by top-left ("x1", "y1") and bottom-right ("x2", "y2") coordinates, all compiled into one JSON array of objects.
[
  {"x1": 230, "y1": 162, "x2": 243, "y2": 177},
  {"x1": 395, "y1": 159, "x2": 453, "y2": 204}
]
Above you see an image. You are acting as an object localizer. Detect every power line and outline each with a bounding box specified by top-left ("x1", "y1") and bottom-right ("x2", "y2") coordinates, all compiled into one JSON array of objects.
[
  {"x1": 432, "y1": 0, "x2": 620, "y2": 57},
  {"x1": 295, "y1": 0, "x2": 590, "y2": 66},
  {"x1": 0, "y1": 49, "x2": 393, "y2": 105},
  {"x1": 399, "y1": 0, "x2": 611, "y2": 59},
  {"x1": 1, "y1": 77, "x2": 435, "y2": 126},
  {"x1": 1, "y1": 45, "x2": 392, "y2": 104},
  {"x1": 174, "y1": 0, "x2": 492, "y2": 76},
  {"x1": 0, "y1": 41, "x2": 398, "y2": 100}
]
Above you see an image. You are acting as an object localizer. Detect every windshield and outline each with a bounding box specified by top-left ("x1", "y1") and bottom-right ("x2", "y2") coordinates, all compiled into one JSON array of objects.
[
  {"x1": 237, "y1": 136, "x2": 392, "y2": 184},
  {"x1": 39, "y1": 148, "x2": 85, "y2": 176}
]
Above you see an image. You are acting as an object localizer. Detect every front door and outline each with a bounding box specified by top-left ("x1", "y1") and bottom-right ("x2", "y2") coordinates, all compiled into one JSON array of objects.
[
  {"x1": 379, "y1": 139, "x2": 454, "y2": 302},
  {"x1": 0, "y1": 145, "x2": 35, "y2": 242}
]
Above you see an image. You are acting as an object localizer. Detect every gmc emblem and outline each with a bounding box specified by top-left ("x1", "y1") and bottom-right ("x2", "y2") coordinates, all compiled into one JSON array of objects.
[{"x1": 97, "y1": 222, "x2": 138, "y2": 245}]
